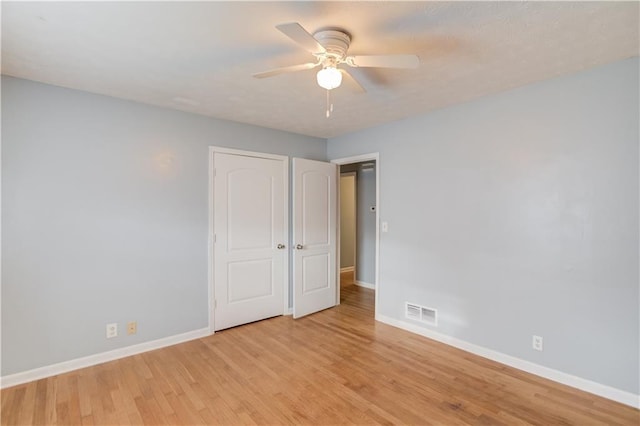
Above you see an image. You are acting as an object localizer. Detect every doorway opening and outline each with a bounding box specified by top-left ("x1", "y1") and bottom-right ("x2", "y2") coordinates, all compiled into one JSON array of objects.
[
  {"x1": 332, "y1": 154, "x2": 379, "y2": 318},
  {"x1": 339, "y1": 172, "x2": 357, "y2": 280}
]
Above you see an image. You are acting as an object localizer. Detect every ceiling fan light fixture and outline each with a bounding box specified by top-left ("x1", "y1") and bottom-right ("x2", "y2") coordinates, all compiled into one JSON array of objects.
[{"x1": 316, "y1": 66, "x2": 342, "y2": 90}]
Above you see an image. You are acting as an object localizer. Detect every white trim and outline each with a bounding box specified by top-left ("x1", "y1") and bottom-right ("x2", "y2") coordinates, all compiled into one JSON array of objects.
[
  {"x1": 208, "y1": 146, "x2": 288, "y2": 161},
  {"x1": 0, "y1": 328, "x2": 209, "y2": 389},
  {"x1": 208, "y1": 147, "x2": 289, "y2": 333},
  {"x1": 354, "y1": 280, "x2": 375, "y2": 290},
  {"x1": 375, "y1": 314, "x2": 640, "y2": 409},
  {"x1": 281, "y1": 157, "x2": 290, "y2": 316},
  {"x1": 332, "y1": 153, "x2": 380, "y2": 165},
  {"x1": 340, "y1": 266, "x2": 354, "y2": 273},
  {"x1": 335, "y1": 167, "x2": 342, "y2": 306},
  {"x1": 208, "y1": 149, "x2": 215, "y2": 334},
  {"x1": 331, "y1": 153, "x2": 380, "y2": 319}
]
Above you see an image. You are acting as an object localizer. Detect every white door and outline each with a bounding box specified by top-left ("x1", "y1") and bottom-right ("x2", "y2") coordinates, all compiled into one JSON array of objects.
[
  {"x1": 213, "y1": 151, "x2": 288, "y2": 331},
  {"x1": 292, "y1": 158, "x2": 338, "y2": 318}
]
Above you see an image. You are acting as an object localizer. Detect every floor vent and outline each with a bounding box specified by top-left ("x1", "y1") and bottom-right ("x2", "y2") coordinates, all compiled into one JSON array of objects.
[{"x1": 405, "y1": 302, "x2": 438, "y2": 326}]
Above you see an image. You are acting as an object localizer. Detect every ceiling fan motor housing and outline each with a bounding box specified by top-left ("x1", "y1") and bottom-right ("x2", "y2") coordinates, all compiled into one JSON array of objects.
[{"x1": 314, "y1": 30, "x2": 351, "y2": 61}]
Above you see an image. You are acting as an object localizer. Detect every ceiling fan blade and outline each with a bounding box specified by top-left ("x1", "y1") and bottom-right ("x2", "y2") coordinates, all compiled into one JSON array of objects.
[
  {"x1": 340, "y1": 69, "x2": 366, "y2": 93},
  {"x1": 253, "y1": 62, "x2": 319, "y2": 79},
  {"x1": 348, "y1": 54, "x2": 420, "y2": 69},
  {"x1": 276, "y1": 22, "x2": 326, "y2": 54}
]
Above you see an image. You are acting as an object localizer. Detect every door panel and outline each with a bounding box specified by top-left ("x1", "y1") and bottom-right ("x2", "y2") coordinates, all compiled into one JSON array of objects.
[
  {"x1": 214, "y1": 152, "x2": 286, "y2": 331},
  {"x1": 227, "y1": 168, "x2": 273, "y2": 250},
  {"x1": 293, "y1": 158, "x2": 337, "y2": 318},
  {"x1": 227, "y1": 258, "x2": 273, "y2": 302},
  {"x1": 302, "y1": 172, "x2": 331, "y2": 245},
  {"x1": 302, "y1": 253, "x2": 330, "y2": 293}
]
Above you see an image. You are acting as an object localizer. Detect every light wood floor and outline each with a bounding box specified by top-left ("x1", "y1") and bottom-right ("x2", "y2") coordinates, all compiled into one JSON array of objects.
[{"x1": 2, "y1": 273, "x2": 638, "y2": 425}]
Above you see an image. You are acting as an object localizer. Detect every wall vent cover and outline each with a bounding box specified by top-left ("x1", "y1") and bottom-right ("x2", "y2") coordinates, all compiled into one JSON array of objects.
[
  {"x1": 406, "y1": 303, "x2": 421, "y2": 320},
  {"x1": 405, "y1": 302, "x2": 438, "y2": 326}
]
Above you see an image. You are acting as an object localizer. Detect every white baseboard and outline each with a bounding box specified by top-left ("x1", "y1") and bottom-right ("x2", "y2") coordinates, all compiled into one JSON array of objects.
[
  {"x1": 375, "y1": 314, "x2": 639, "y2": 409},
  {"x1": 5, "y1": 317, "x2": 637, "y2": 409},
  {"x1": 340, "y1": 266, "x2": 354, "y2": 273},
  {"x1": 0, "y1": 327, "x2": 210, "y2": 389},
  {"x1": 355, "y1": 280, "x2": 375, "y2": 290}
]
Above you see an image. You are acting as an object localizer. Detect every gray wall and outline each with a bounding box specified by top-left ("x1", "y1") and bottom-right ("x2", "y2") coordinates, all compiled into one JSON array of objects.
[
  {"x1": 1, "y1": 76, "x2": 326, "y2": 376},
  {"x1": 339, "y1": 174, "x2": 356, "y2": 269},
  {"x1": 328, "y1": 58, "x2": 640, "y2": 394},
  {"x1": 355, "y1": 166, "x2": 376, "y2": 285}
]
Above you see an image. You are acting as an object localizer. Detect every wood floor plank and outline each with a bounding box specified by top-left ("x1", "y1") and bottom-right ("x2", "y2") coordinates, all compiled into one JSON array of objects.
[
  {"x1": 2, "y1": 274, "x2": 638, "y2": 425},
  {"x1": 81, "y1": 414, "x2": 95, "y2": 425},
  {"x1": 2, "y1": 387, "x2": 22, "y2": 426}
]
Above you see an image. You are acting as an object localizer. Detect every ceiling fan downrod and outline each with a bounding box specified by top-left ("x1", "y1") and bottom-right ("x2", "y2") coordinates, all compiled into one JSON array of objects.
[{"x1": 326, "y1": 89, "x2": 334, "y2": 118}]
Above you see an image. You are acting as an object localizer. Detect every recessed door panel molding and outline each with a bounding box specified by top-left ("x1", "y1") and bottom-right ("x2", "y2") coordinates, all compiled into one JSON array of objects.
[
  {"x1": 302, "y1": 171, "x2": 330, "y2": 247},
  {"x1": 293, "y1": 158, "x2": 337, "y2": 318},
  {"x1": 211, "y1": 148, "x2": 288, "y2": 331},
  {"x1": 227, "y1": 258, "x2": 273, "y2": 303},
  {"x1": 302, "y1": 253, "x2": 330, "y2": 294},
  {"x1": 227, "y1": 168, "x2": 274, "y2": 252}
]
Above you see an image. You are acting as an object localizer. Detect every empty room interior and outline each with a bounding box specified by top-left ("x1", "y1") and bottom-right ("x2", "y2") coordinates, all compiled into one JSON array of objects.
[{"x1": 1, "y1": 1, "x2": 639, "y2": 425}]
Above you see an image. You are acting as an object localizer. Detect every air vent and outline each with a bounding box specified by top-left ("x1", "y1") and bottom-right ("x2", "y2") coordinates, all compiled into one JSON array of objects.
[
  {"x1": 406, "y1": 303, "x2": 421, "y2": 320},
  {"x1": 405, "y1": 302, "x2": 438, "y2": 326}
]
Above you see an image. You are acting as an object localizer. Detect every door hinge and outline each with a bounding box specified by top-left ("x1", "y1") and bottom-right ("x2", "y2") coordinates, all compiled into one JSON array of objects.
[
  {"x1": 213, "y1": 168, "x2": 216, "y2": 177},
  {"x1": 214, "y1": 299, "x2": 217, "y2": 309},
  {"x1": 214, "y1": 234, "x2": 217, "y2": 243}
]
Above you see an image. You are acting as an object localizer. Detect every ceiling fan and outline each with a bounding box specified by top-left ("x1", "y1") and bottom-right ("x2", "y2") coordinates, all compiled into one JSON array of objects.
[{"x1": 254, "y1": 23, "x2": 419, "y2": 115}]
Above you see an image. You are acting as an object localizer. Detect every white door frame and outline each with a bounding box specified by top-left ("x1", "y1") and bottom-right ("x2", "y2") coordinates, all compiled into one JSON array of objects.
[
  {"x1": 208, "y1": 146, "x2": 289, "y2": 334},
  {"x1": 331, "y1": 153, "x2": 380, "y2": 318}
]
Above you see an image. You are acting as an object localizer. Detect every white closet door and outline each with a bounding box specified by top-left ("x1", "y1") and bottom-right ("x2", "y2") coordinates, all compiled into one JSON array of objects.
[
  {"x1": 213, "y1": 152, "x2": 287, "y2": 331},
  {"x1": 292, "y1": 158, "x2": 338, "y2": 318}
]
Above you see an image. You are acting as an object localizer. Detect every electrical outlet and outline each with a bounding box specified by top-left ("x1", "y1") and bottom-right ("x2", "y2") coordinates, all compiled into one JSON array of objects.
[
  {"x1": 532, "y1": 335, "x2": 543, "y2": 351},
  {"x1": 106, "y1": 323, "x2": 118, "y2": 339},
  {"x1": 127, "y1": 321, "x2": 137, "y2": 335}
]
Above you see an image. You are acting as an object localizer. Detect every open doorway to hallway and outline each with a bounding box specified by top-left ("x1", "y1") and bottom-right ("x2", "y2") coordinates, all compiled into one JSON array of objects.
[{"x1": 339, "y1": 160, "x2": 377, "y2": 314}]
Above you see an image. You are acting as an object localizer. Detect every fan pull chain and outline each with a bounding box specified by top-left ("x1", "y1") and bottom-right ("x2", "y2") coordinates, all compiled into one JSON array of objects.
[{"x1": 326, "y1": 90, "x2": 334, "y2": 118}]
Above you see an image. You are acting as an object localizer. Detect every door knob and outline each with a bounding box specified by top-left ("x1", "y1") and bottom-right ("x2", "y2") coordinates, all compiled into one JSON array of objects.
[
  {"x1": 277, "y1": 244, "x2": 286, "y2": 249},
  {"x1": 295, "y1": 244, "x2": 303, "y2": 250}
]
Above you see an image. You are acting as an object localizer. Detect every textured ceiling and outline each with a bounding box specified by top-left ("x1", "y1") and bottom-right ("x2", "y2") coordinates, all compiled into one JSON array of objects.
[{"x1": 2, "y1": 2, "x2": 638, "y2": 138}]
